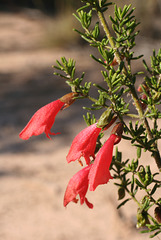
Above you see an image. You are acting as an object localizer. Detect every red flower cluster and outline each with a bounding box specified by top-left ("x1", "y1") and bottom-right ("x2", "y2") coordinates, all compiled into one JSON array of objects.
[
  {"x1": 19, "y1": 92, "x2": 123, "y2": 209},
  {"x1": 64, "y1": 122, "x2": 123, "y2": 208}
]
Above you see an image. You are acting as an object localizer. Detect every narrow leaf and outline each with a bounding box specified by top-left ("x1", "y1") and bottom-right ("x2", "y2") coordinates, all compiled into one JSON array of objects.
[{"x1": 117, "y1": 198, "x2": 131, "y2": 209}]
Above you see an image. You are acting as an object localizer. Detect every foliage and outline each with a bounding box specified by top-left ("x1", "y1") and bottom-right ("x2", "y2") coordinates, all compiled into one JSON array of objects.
[{"x1": 53, "y1": 0, "x2": 161, "y2": 237}]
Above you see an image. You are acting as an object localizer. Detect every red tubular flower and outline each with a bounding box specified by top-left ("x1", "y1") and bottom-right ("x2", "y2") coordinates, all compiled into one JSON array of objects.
[
  {"x1": 66, "y1": 123, "x2": 102, "y2": 165},
  {"x1": 140, "y1": 94, "x2": 147, "y2": 110},
  {"x1": 63, "y1": 165, "x2": 93, "y2": 209},
  {"x1": 89, "y1": 134, "x2": 117, "y2": 191},
  {"x1": 19, "y1": 92, "x2": 77, "y2": 140},
  {"x1": 19, "y1": 99, "x2": 64, "y2": 140}
]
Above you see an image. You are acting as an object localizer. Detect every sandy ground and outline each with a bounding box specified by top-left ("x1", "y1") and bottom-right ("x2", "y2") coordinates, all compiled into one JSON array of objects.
[{"x1": 0, "y1": 10, "x2": 161, "y2": 240}]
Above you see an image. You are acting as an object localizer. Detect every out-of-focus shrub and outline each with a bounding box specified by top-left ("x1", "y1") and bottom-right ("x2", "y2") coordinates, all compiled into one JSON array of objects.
[{"x1": 0, "y1": 0, "x2": 81, "y2": 15}]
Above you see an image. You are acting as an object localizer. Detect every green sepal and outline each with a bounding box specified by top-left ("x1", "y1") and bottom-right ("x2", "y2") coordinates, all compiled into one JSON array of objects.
[{"x1": 97, "y1": 108, "x2": 114, "y2": 128}]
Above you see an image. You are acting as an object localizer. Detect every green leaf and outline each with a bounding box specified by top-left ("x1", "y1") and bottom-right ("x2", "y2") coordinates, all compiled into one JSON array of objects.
[
  {"x1": 77, "y1": 3, "x2": 90, "y2": 12},
  {"x1": 121, "y1": 4, "x2": 132, "y2": 18},
  {"x1": 117, "y1": 198, "x2": 131, "y2": 209},
  {"x1": 150, "y1": 183, "x2": 158, "y2": 195},
  {"x1": 149, "y1": 230, "x2": 161, "y2": 238},
  {"x1": 92, "y1": 22, "x2": 100, "y2": 39},
  {"x1": 135, "y1": 178, "x2": 145, "y2": 188},
  {"x1": 137, "y1": 147, "x2": 142, "y2": 159}
]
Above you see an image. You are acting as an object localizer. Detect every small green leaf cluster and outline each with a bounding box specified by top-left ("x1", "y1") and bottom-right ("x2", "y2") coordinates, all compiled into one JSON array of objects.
[
  {"x1": 53, "y1": 57, "x2": 91, "y2": 97},
  {"x1": 141, "y1": 202, "x2": 161, "y2": 238},
  {"x1": 83, "y1": 112, "x2": 96, "y2": 126},
  {"x1": 123, "y1": 120, "x2": 161, "y2": 169},
  {"x1": 111, "y1": 147, "x2": 132, "y2": 208},
  {"x1": 110, "y1": 5, "x2": 140, "y2": 52},
  {"x1": 111, "y1": 147, "x2": 161, "y2": 237},
  {"x1": 142, "y1": 49, "x2": 161, "y2": 118},
  {"x1": 136, "y1": 196, "x2": 151, "y2": 229},
  {"x1": 54, "y1": 57, "x2": 76, "y2": 79},
  {"x1": 123, "y1": 151, "x2": 161, "y2": 199},
  {"x1": 80, "y1": 0, "x2": 113, "y2": 13},
  {"x1": 123, "y1": 121, "x2": 146, "y2": 144},
  {"x1": 136, "y1": 165, "x2": 154, "y2": 188},
  {"x1": 141, "y1": 222, "x2": 161, "y2": 238},
  {"x1": 101, "y1": 69, "x2": 129, "y2": 114},
  {"x1": 73, "y1": 8, "x2": 101, "y2": 44},
  {"x1": 123, "y1": 121, "x2": 151, "y2": 151}
]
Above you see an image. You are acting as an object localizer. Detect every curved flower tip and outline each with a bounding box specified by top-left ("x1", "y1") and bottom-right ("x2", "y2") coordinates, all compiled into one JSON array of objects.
[
  {"x1": 89, "y1": 134, "x2": 117, "y2": 191},
  {"x1": 19, "y1": 99, "x2": 64, "y2": 140},
  {"x1": 63, "y1": 165, "x2": 93, "y2": 209},
  {"x1": 66, "y1": 123, "x2": 102, "y2": 165}
]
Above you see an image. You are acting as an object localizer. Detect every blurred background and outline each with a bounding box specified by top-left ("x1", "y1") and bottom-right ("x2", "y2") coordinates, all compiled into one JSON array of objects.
[{"x1": 0, "y1": 1, "x2": 160, "y2": 240}]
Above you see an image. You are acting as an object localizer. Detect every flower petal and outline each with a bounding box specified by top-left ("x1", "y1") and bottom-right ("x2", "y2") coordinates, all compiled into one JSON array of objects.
[
  {"x1": 19, "y1": 99, "x2": 64, "y2": 140},
  {"x1": 66, "y1": 123, "x2": 102, "y2": 165},
  {"x1": 89, "y1": 134, "x2": 117, "y2": 191},
  {"x1": 64, "y1": 165, "x2": 93, "y2": 208}
]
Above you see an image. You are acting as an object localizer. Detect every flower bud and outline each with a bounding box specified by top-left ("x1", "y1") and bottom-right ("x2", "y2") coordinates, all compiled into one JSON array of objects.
[
  {"x1": 110, "y1": 122, "x2": 123, "y2": 144},
  {"x1": 140, "y1": 94, "x2": 147, "y2": 110},
  {"x1": 104, "y1": 55, "x2": 124, "y2": 66},
  {"x1": 110, "y1": 55, "x2": 124, "y2": 66},
  {"x1": 137, "y1": 82, "x2": 149, "y2": 93},
  {"x1": 60, "y1": 92, "x2": 78, "y2": 110},
  {"x1": 137, "y1": 85, "x2": 142, "y2": 92},
  {"x1": 97, "y1": 108, "x2": 117, "y2": 128}
]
